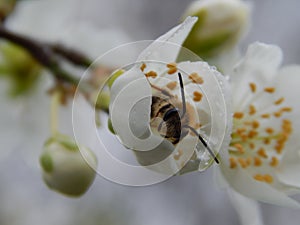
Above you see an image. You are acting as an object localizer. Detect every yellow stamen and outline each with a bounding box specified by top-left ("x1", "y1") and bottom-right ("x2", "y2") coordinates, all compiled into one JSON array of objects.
[
  {"x1": 257, "y1": 148, "x2": 268, "y2": 158},
  {"x1": 248, "y1": 130, "x2": 258, "y2": 138},
  {"x1": 281, "y1": 107, "x2": 292, "y2": 112},
  {"x1": 249, "y1": 142, "x2": 255, "y2": 149},
  {"x1": 263, "y1": 174, "x2": 274, "y2": 183},
  {"x1": 166, "y1": 81, "x2": 177, "y2": 90},
  {"x1": 145, "y1": 71, "x2": 157, "y2": 78},
  {"x1": 229, "y1": 157, "x2": 237, "y2": 169},
  {"x1": 249, "y1": 104, "x2": 256, "y2": 115},
  {"x1": 261, "y1": 113, "x2": 270, "y2": 119},
  {"x1": 254, "y1": 157, "x2": 262, "y2": 166},
  {"x1": 265, "y1": 127, "x2": 274, "y2": 134},
  {"x1": 253, "y1": 174, "x2": 265, "y2": 182},
  {"x1": 234, "y1": 112, "x2": 244, "y2": 119},
  {"x1": 234, "y1": 143, "x2": 245, "y2": 154},
  {"x1": 188, "y1": 72, "x2": 204, "y2": 84},
  {"x1": 270, "y1": 156, "x2": 279, "y2": 167},
  {"x1": 140, "y1": 63, "x2": 146, "y2": 72},
  {"x1": 249, "y1": 82, "x2": 256, "y2": 93},
  {"x1": 274, "y1": 97, "x2": 284, "y2": 105},
  {"x1": 252, "y1": 120, "x2": 260, "y2": 129},
  {"x1": 193, "y1": 91, "x2": 203, "y2": 102},
  {"x1": 167, "y1": 63, "x2": 177, "y2": 74},
  {"x1": 237, "y1": 158, "x2": 248, "y2": 168},
  {"x1": 264, "y1": 87, "x2": 275, "y2": 93}
]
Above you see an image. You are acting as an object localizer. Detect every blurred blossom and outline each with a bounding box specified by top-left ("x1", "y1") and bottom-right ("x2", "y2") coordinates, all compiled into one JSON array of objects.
[
  {"x1": 217, "y1": 42, "x2": 300, "y2": 223},
  {"x1": 0, "y1": 0, "x2": 131, "y2": 164},
  {"x1": 182, "y1": 0, "x2": 250, "y2": 59}
]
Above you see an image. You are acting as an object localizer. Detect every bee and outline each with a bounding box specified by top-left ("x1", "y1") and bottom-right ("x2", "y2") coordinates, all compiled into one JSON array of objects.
[{"x1": 149, "y1": 72, "x2": 219, "y2": 164}]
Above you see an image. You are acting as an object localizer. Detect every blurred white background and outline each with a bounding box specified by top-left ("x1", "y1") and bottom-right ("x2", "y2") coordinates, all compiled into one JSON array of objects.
[{"x1": 1, "y1": 0, "x2": 300, "y2": 225}]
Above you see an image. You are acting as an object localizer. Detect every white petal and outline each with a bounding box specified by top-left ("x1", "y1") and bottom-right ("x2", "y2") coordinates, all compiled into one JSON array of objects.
[
  {"x1": 220, "y1": 164, "x2": 300, "y2": 208},
  {"x1": 230, "y1": 42, "x2": 283, "y2": 106},
  {"x1": 233, "y1": 42, "x2": 282, "y2": 80},
  {"x1": 275, "y1": 65, "x2": 300, "y2": 134},
  {"x1": 137, "y1": 16, "x2": 198, "y2": 63},
  {"x1": 177, "y1": 61, "x2": 232, "y2": 157},
  {"x1": 277, "y1": 147, "x2": 300, "y2": 189},
  {"x1": 110, "y1": 67, "x2": 165, "y2": 151},
  {"x1": 228, "y1": 189, "x2": 264, "y2": 225}
]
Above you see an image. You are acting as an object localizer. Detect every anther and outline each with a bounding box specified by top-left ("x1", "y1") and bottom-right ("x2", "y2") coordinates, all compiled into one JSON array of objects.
[
  {"x1": 140, "y1": 63, "x2": 146, "y2": 72},
  {"x1": 167, "y1": 63, "x2": 177, "y2": 74},
  {"x1": 249, "y1": 104, "x2": 256, "y2": 115},
  {"x1": 257, "y1": 148, "x2": 268, "y2": 158},
  {"x1": 254, "y1": 157, "x2": 262, "y2": 166},
  {"x1": 145, "y1": 71, "x2": 157, "y2": 78},
  {"x1": 166, "y1": 81, "x2": 177, "y2": 90},
  {"x1": 274, "y1": 97, "x2": 284, "y2": 105},
  {"x1": 234, "y1": 112, "x2": 244, "y2": 119},
  {"x1": 189, "y1": 73, "x2": 204, "y2": 84},
  {"x1": 270, "y1": 156, "x2": 279, "y2": 167},
  {"x1": 229, "y1": 157, "x2": 237, "y2": 169},
  {"x1": 234, "y1": 143, "x2": 245, "y2": 154},
  {"x1": 249, "y1": 82, "x2": 257, "y2": 93},
  {"x1": 193, "y1": 91, "x2": 203, "y2": 102},
  {"x1": 264, "y1": 87, "x2": 275, "y2": 93}
]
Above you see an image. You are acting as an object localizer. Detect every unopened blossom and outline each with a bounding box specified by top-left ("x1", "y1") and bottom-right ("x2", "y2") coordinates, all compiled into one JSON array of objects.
[{"x1": 182, "y1": 0, "x2": 250, "y2": 58}]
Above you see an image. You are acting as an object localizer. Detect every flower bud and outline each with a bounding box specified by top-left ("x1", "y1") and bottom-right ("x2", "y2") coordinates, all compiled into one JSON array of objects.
[
  {"x1": 0, "y1": 42, "x2": 42, "y2": 96},
  {"x1": 182, "y1": 0, "x2": 250, "y2": 58},
  {"x1": 39, "y1": 134, "x2": 98, "y2": 197}
]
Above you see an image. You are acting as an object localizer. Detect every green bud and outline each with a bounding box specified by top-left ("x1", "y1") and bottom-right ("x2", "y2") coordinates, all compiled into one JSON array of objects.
[
  {"x1": 107, "y1": 118, "x2": 115, "y2": 134},
  {"x1": 0, "y1": 42, "x2": 42, "y2": 97},
  {"x1": 94, "y1": 92, "x2": 110, "y2": 111},
  {"x1": 107, "y1": 69, "x2": 124, "y2": 89},
  {"x1": 40, "y1": 135, "x2": 98, "y2": 197},
  {"x1": 182, "y1": 0, "x2": 250, "y2": 58}
]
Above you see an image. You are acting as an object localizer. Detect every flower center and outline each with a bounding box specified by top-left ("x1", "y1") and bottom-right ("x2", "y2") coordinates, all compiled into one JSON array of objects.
[{"x1": 229, "y1": 82, "x2": 293, "y2": 184}]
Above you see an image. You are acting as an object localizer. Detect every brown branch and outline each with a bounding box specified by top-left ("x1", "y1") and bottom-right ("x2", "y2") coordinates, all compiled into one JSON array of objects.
[{"x1": 0, "y1": 25, "x2": 93, "y2": 85}]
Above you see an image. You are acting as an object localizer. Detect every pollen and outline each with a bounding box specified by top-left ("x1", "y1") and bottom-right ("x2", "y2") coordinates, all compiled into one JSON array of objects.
[
  {"x1": 249, "y1": 142, "x2": 255, "y2": 149},
  {"x1": 166, "y1": 63, "x2": 177, "y2": 74},
  {"x1": 257, "y1": 148, "x2": 268, "y2": 158},
  {"x1": 254, "y1": 157, "x2": 262, "y2": 166},
  {"x1": 270, "y1": 156, "x2": 279, "y2": 167},
  {"x1": 193, "y1": 91, "x2": 203, "y2": 102},
  {"x1": 249, "y1": 82, "x2": 257, "y2": 93},
  {"x1": 274, "y1": 97, "x2": 284, "y2": 105},
  {"x1": 234, "y1": 112, "x2": 244, "y2": 119},
  {"x1": 145, "y1": 71, "x2": 157, "y2": 78},
  {"x1": 253, "y1": 174, "x2": 264, "y2": 182},
  {"x1": 237, "y1": 158, "x2": 248, "y2": 168},
  {"x1": 249, "y1": 104, "x2": 256, "y2": 115},
  {"x1": 229, "y1": 157, "x2": 237, "y2": 169},
  {"x1": 265, "y1": 127, "x2": 274, "y2": 134},
  {"x1": 264, "y1": 87, "x2": 276, "y2": 93},
  {"x1": 253, "y1": 174, "x2": 274, "y2": 183},
  {"x1": 188, "y1": 73, "x2": 204, "y2": 84},
  {"x1": 281, "y1": 107, "x2": 292, "y2": 112},
  {"x1": 248, "y1": 130, "x2": 258, "y2": 138},
  {"x1": 234, "y1": 143, "x2": 245, "y2": 154},
  {"x1": 140, "y1": 63, "x2": 146, "y2": 72},
  {"x1": 261, "y1": 113, "x2": 270, "y2": 119},
  {"x1": 252, "y1": 120, "x2": 260, "y2": 129},
  {"x1": 166, "y1": 81, "x2": 177, "y2": 90}
]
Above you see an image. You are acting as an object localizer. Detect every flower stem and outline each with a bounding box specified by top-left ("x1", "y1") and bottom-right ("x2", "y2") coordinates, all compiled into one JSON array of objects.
[
  {"x1": 0, "y1": 25, "x2": 90, "y2": 85},
  {"x1": 50, "y1": 91, "x2": 60, "y2": 136}
]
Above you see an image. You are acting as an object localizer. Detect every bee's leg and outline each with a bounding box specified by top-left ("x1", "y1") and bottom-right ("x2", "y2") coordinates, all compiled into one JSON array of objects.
[{"x1": 183, "y1": 125, "x2": 219, "y2": 164}]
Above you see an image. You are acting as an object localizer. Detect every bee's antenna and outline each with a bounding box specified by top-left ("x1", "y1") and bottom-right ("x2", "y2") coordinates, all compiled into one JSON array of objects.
[
  {"x1": 177, "y1": 72, "x2": 186, "y2": 118},
  {"x1": 184, "y1": 125, "x2": 219, "y2": 164}
]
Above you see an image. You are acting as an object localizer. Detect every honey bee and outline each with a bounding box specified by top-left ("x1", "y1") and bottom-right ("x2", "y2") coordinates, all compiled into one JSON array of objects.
[{"x1": 149, "y1": 72, "x2": 219, "y2": 164}]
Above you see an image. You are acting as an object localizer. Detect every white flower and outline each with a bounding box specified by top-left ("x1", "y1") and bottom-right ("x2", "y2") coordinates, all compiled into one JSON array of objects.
[
  {"x1": 109, "y1": 16, "x2": 232, "y2": 176},
  {"x1": 218, "y1": 42, "x2": 300, "y2": 210},
  {"x1": 182, "y1": 0, "x2": 251, "y2": 58}
]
